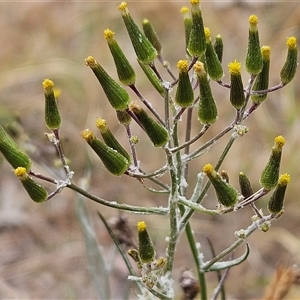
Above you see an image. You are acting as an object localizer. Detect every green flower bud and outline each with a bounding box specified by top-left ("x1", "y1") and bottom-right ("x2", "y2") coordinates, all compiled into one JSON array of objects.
[
  {"x1": 14, "y1": 167, "x2": 48, "y2": 203},
  {"x1": 96, "y1": 118, "x2": 131, "y2": 163},
  {"x1": 118, "y1": 2, "x2": 157, "y2": 64},
  {"x1": 267, "y1": 173, "x2": 290, "y2": 214},
  {"x1": 0, "y1": 126, "x2": 31, "y2": 171},
  {"x1": 43, "y1": 79, "x2": 62, "y2": 130},
  {"x1": 194, "y1": 61, "x2": 218, "y2": 124},
  {"x1": 137, "y1": 60, "x2": 164, "y2": 95},
  {"x1": 142, "y1": 19, "x2": 162, "y2": 56},
  {"x1": 104, "y1": 29, "x2": 136, "y2": 86},
  {"x1": 245, "y1": 15, "x2": 263, "y2": 75},
  {"x1": 203, "y1": 163, "x2": 238, "y2": 207},
  {"x1": 280, "y1": 37, "x2": 298, "y2": 85},
  {"x1": 187, "y1": 0, "x2": 206, "y2": 58},
  {"x1": 116, "y1": 110, "x2": 132, "y2": 126},
  {"x1": 228, "y1": 60, "x2": 246, "y2": 109},
  {"x1": 81, "y1": 129, "x2": 129, "y2": 176},
  {"x1": 239, "y1": 172, "x2": 253, "y2": 199},
  {"x1": 251, "y1": 46, "x2": 271, "y2": 104},
  {"x1": 180, "y1": 6, "x2": 192, "y2": 59},
  {"x1": 85, "y1": 56, "x2": 130, "y2": 111},
  {"x1": 204, "y1": 27, "x2": 223, "y2": 80},
  {"x1": 137, "y1": 221, "x2": 155, "y2": 263},
  {"x1": 214, "y1": 34, "x2": 223, "y2": 63},
  {"x1": 0, "y1": 124, "x2": 19, "y2": 149},
  {"x1": 129, "y1": 102, "x2": 169, "y2": 147},
  {"x1": 260, "y1": 135, "x2": 285, "y2": 190},
  {"x1": 175, "y1": 60, "x2": 194, "y2": 107}
]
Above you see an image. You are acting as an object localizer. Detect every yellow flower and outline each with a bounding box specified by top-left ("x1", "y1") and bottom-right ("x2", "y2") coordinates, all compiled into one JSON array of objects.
[{"x1": 228, "y1": 60, "x2": 241, "y2": 75}]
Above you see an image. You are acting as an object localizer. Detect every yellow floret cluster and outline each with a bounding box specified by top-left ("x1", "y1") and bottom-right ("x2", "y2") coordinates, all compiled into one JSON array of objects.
[
  {"x1": 286, "y1": 36, "x2": 297, "y2": 50},
  {"x1": 177, "y1": 60, "x2": 189, "y2": 73},
  {"x1": 137, "y1": 221, "x2": 147, "y2": 232},
  {"x1": 42, "y1": 79, "x2": 54, "y2": 90},
  {"x1": 96, "y1": 118, "x2": 107, "y2": 130},
  {"x1": 279, "y1": 173, "x2": 291, "y2": 185},
  {"x1": 228, "y1": 60, "x2": 241, "y2": 75},
  {"x1": 249, "y1": 15, "x2": 258, "y2": 25},
  {"x1": 202, "y1": 163, "x2": 214, "y2": 174},
  {"x1": 104, "y1": 29, "x2": 115, "y2": 40},
  {"x1": 275, "y1": 135, "x2": 285, "y2": 147}
]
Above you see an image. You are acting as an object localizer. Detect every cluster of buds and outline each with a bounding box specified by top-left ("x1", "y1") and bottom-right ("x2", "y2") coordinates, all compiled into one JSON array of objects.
[
  {"x1": 128, "y1": 221, "x2": 167, "y2": 289},
  {"x1": 0, "y1": 125, "x2": 48, "y2": 202},
  {"x1": 80, "y1": 0, "x2": 297, "y2": 178},
  {"x1": 203, "y1": 135, "x2": 290, "y2": 216}
]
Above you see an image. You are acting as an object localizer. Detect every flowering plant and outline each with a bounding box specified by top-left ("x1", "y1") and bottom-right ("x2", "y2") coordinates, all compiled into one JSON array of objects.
[{"x1": 0, "y1": 1, "x2": 298, "y2": 299}]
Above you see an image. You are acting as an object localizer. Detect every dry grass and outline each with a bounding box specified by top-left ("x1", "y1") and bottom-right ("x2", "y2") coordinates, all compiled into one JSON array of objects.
[
  {"x1": 0, "y1": 1, "x2": 300, "y2": 299},
  {"x1": 263, "y1": 266, "x2": 300, "y2": 300}
]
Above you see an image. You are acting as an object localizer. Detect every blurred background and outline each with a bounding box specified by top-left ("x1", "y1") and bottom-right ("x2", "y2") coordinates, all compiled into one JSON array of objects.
[{"x1": 0, "y1": 1, "x2": 299, "y2": 299}]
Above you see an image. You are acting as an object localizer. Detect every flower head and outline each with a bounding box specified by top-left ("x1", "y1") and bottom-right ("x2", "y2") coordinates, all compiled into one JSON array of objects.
[{"x1": 228, "y1": 60, "x2": 241, "y2": 75}]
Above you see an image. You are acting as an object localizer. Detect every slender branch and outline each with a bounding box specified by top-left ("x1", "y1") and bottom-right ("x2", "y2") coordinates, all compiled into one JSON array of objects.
[
  {"x1": 206, "y1": 236, "x2": 227, "y2": 300},
  {"x1": 52, "y1": 129, "x2": 73, "y2": 180},
  {"x1": 221, "y1": 188, "x2": 267, "y2": 214},
  {"x1": 211, "y1": 261, "x2": 231, "y2": 300},
  {"x1": 178, "y1": 197, "x2": 221, "y2": 216},
  {"x1": 142, "y1": 184, "x2": 169, "y2": 194},
  {"x1": 173, "y1": 107, "x2": 186, "y2": 124},
  {"x1": 242, "y1": 102, "x2": 260, "y2": 119},
  {"x1": 129, "y1": 84, "x2": 165, "y2": 125},
  {"x1": 67, "y1": 183, "x2": 168, "y2": 215},
  {"x1": 127, "y1": 165, "x2": 168, "y2": 179},
  {"x1": 150, "y1": 62, "x2": 164, "y2": 82},
  {"x1": 170, "y1": 124, "x2": 210, "y2": 153},
  {"x1": 125, "y1": 109, "x2": 143, "y2": 127},
  {"x1": 141, "y1": 177, "x2": 170, "y2": 192},
  {"x1": 29, "y1": 170, "x2": 57, "y2": 184},
  {"x1": 157, "y1": 55, "x2": 176, "y2": 81},
  {"x1": 216, "y1": 80, "x2": 231, "y2": 89},
  {"x1": 202, "y1": 215, "x2": 274, "y2": 271},
  {"x1": 183, "y1": 121, "x2": 235, "y2": 163},
  {"x1": 215, "y1": 134, "x2": 237, "y2": 170},
  {"x1": 124, "y1": 124, "x2": 139, "y2": 168},
  {"x1": 250, "y1": 82, "x2": 284, "y2": 94},
  {"x1": 239, "y1": 74, "x2": 256, "y2": 123},
  {"x1": 217, "y1": 81, "x2": 285, "y2": 95},
  {"x1": 188, "y1": 56, "x2": 198, "y2": 72},
  {"x1": 235, "y1": 188, "x2": 268, "y2": 210},
  {"x1": 164, "y1": 85, "x2": 171, "y2": 133}
]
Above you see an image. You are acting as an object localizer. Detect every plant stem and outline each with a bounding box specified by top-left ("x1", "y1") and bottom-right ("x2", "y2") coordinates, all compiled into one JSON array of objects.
[
  {"x1": 171, "y1": 124, "x2": 210, "y2": 153},
  {"x1": 52, "y1": 129, "x2": 73, "y2": 179},
  {"x1": 185, "y1": 222, "x2": 207, "y2": 300},
  {"x1": 202, "y1": 214, "x2": 274, "y2": 271},
  {"x1": 183, "y1": 121, "x2": 235, "y2": 162},
  {"x1": 157, "y1": 55, "x2": 176, "y2": 81},
  {"x1": 164, "y1": 147, "x2": 178, "y2": 273},
  {"x1": 67, "y1": 183, "x2": 168, "y2": 215},
  {"x1": 124, "y1": 124, "x2": 139, "y2": 168},
  {"x1": 129, "y1": 84, "x2": 165, "y2": 125}
]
